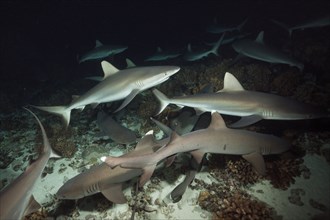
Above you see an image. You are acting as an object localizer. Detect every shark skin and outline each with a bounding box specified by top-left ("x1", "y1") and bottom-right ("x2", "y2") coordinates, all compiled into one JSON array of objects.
[
  {"x1": 271, "y1": 15, "x2": 330, "y2": 37},
  {"x1": 31, "y1": 61, "x2": 180, "y2": 127},
  {"x1": 0, "y1": 108, "x2": 59, "y2": 220},
  {"x1": 232, "y1": 31, "x2": 304, "y2": 71},
  {"x1": 183, "y1": 33, "x2": 225, "y2": 61},
  {"x1": 206, "y1": 17, "x2": 248, "y2": 34},
  {"x1": 78, "y1": 40, "x2": 128, "y2": 63},
  {"x1": 102, "y1": 112, "x2": 291, "y2": 181},
  {"x1": 145, "y1": 47, "x2": 181, "y2": 62},
  {"x1": 152, "y1": 72, "x2": 327, "y2": 128},
  {"x1": 56, "y1": 131, "x2": 168, "y2": 203}
]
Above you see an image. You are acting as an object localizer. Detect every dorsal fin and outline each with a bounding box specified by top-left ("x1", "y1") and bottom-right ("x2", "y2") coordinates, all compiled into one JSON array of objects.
[
  {"x1": 169, "y1": 131, "x2": 181, "y2": 144},
  {"x1": 157, "y1": 47, "x2": 162, "y2": 52},
  {"x1": 187, "y1": 44, "x2": 192, "y2": 52},
  {"x1": 255, "y1": 31, "x2": 264, "y2": 44},
  {"x1": 134, "y1": 130, "x2": 156, "y2": 151},
  {"x1": 101, "y1": 61, "x2": 119, "y2": 78},
  {"x1": 222, "y1": 72, "x2": 244, "y2": 91},
  {"x1": 95, "y1": 40, "x2": 103, "y2": 48},
  {"x1": 126, "y1": 58, "x2": 136, "y2": 68},
  {"x1": 208, "y1": 112, "x2": 227, "y2": 130}
]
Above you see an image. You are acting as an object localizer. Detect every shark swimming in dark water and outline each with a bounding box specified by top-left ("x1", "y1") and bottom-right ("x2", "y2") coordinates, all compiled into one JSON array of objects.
[
  {"x1": 78, "y1": 40, "x2": 127, "y2": 63},
  {"x1": 232, "y1": 31, "x2": 304, "y2": 71},
  {"x1": 31, "y1": 61, "x2": 180, "y2": 126},
  {"x1": 152, "y1": 72, "x2": 327, "y2": 127}
]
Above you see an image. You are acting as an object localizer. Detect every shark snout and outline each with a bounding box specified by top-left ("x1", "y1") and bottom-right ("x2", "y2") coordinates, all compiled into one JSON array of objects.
[{"x1": 166, "y1": 66, "x2": 180, "y2": 76}]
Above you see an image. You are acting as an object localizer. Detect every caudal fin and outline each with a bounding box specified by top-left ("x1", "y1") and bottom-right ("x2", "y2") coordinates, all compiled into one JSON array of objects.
[
  {"x1": 211, "y1": 32, "x2": 225, "y2": 56},
  {"x1": 152, "y1": 89, "x2": 171, "y2": 115},
  {"x1": 30, "y1": 105, "x2": 71, "y2": 127}
]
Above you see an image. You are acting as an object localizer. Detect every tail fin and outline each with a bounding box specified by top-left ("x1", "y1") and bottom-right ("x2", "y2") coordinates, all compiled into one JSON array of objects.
[
  {"x1": 152, "y1": 89, "x2": 171, "y2": 115},
  {"x1": 211, "y1": 32, "x2": 225, "y2": 56},
  {"x1": 23, "y1": 107, "x2": 61, "y2": 158},
  {"x1": 30, "y1": 105, "x2": 71, "y2": 127}
]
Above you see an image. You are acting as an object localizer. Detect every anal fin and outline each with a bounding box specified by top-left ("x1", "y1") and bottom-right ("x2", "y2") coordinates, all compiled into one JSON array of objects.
[
  {"x1": 242, "y1": 152, "x2": 266, "y2": 175},
  {"x1": 101, "y1": 183, "x2": 127, "y2": 204},
  {"x1": 229, "y1": 115, "x2": 263, "y2": 128}
]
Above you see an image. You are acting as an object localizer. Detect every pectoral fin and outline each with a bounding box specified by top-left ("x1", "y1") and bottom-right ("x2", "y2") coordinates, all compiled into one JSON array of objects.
[
  {"x1": 242, "y1": 152, "x2": 266, "y2": 175},
  {"x1": 229, "y1": 115, "x2": 263, "y2": 128},
  {"x1": 190, "y1": 150, "x2": 205, "y2": 167},
  {"x1": 139, "y1": 164, "x2": 156, "y2": 187},
  {"x1": 114, "y1": 89, "x2": 140, "y2": 112},
  {"x1": 24, "y1": 196, "x2": 41, "y2": 216},
  {"x1": 101, "y1": 183, "x2": 127, "y2": 204}
]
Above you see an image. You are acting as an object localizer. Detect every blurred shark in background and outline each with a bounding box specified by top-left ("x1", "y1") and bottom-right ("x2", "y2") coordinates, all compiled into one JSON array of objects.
[
  {"x1": 78, "y1": 40, "x2": 128, "y2": 63},
  {"x1": 232, "y1": 31, "x2": 304, "y2": 71}
]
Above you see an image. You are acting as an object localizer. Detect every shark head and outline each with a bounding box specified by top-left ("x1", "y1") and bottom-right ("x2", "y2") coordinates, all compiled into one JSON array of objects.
[{"x1": 137, "y1": 66, "x2": 180, "y2": 89}]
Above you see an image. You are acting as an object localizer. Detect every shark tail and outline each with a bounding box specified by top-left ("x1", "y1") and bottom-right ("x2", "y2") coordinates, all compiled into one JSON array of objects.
[
  {"x1": 152, "y1": 89, "x2": 171, "y2": 115},
  {"x1": 30, "y1": 105, "x2": 71, "y2": 127},
  {"x1": 211, "y1": 32, "x2": 225, "y2": 56},
  {"x1": 24, "y1": 107, "x2": 61, "y2": 159}
]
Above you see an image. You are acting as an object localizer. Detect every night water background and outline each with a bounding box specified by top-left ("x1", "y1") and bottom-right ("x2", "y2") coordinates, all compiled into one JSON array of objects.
[
  {"x1": 1, "y1": 1, "x2": 330, "y2": 219},
  {"x1": 1, "y1": 1, "x2": 330, "y2": 83}
]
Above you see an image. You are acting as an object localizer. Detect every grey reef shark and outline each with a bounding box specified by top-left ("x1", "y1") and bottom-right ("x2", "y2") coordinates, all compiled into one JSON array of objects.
[
  {"x1": 232, "y1": 31, "x2": 304, "y2": 71},
  {"x1": 78, "y1": 40, "x2": 128, "y2": 63},
  {"x1": 85, "y1": 58, "x2": 136, "y2": 82},
  {"x1": 101, "y1": 112, "x2": 291, "y2": 185},
  {"x1": 183, "y1": 33, "x2": 225, "y2": 61},
  {"x1": 271, "y1": 15, "x2": 330, "y2": 37},
  {"x1": 56, "y1": 130, "x2": 169, "y2": 203},
  {"x1": 152, "y1": 72, "x2": 327, "y2": 128},
  {"x1": 31, "y1": 61, "x2": 180, "y2": 127},
  {"x1": 0, "y1": 108, "x2": 59, "y2": 220}
]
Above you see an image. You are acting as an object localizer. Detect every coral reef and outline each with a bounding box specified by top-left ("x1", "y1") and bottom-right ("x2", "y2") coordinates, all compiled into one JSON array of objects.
[
  {"x1": 293, "y1": 131, "x2": 330, "y2": 156},
  {"x1": 194, "y1": 179, "x2": 277, "y2": 220},
  {"x1": 24, "y1": 208, "x2": 48, "y2": 220},
  {"x1": 128, "y1": 187, "x2": 157, "y2": 217},
  {"x1": 266, "y1": 158, "x2": 309, "y2": 190},
  {"x1": 207, "y1": 153, "x2": 309, "y2": 191},
  {"x1": 270, "y1": 71, "x2": 301, "y2": 96}
]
